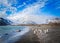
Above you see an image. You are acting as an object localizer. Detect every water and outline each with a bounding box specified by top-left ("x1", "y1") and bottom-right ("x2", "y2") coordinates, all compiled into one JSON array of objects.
[
  {"x1": 0, "y1": 26, "x2": 25, "y2": 34},
  {"x1": 0, "y1": 26, "x2": 30, "y2": 43}
]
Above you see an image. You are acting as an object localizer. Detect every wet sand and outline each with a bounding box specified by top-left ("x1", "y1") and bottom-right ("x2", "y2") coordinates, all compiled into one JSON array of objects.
[{"x1": 15, "y1": 29, "x2": 40, "y2": 43}]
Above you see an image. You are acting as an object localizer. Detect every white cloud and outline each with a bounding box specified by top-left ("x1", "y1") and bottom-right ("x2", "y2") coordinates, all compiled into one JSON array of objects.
[
  {"x1": 0, "y1": 0, "x2": 17, "y2": 18},
  {"x1": 0, "y1": 0, "x2": 48, "y2": 18},
  {"x1": 0, "y1": 11, "x2": 7, "y2": 18},
  {"x1": 0, "y1": 0, "x2": 56, "y2": 24},
  {"x1": 7, "y1": 0, "x2": 55, "y2": 24}
]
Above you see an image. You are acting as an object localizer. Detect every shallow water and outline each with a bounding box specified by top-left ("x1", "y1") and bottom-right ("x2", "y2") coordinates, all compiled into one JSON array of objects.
[
  {"x1": 0, "y1": 26, "x2": 30, "y2": 43},
  {"x1": 0, "y1": 26, "x2": 25, "y2": 34}
]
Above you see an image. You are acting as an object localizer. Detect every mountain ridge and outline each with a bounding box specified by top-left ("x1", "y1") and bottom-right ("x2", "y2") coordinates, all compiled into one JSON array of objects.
[{"x1": 0, "y1": 18, "x2": 12, "y2": 26}]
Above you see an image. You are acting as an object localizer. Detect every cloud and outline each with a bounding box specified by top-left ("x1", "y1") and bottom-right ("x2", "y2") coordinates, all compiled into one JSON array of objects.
[
  {"x1": 0, "y1": 0, "x2": 48, "y2": 18},
  {"x1": 0, "y1": 0, "x2": 17, "y2": 17},
  {"x1": 0, "y1": 0, "x2": 56, "y2": 24},
  {"x1": 7, "y1": 0, "x2": 55, "y2": 24},
  {"x1": 0, "y1": 11, "x2": 6, "y2": 18}
]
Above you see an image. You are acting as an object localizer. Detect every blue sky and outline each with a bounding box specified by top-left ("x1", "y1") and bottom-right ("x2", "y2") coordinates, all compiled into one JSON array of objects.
[
  {"x1": 4, "y1": 0, "x2": 38, "y2": 15},
  {"x1": 41, "y1": 0, "x2": 60, "y2": 17},
  {"x1": 0, "y1": 0, "x2": 60, "y2": 17}
]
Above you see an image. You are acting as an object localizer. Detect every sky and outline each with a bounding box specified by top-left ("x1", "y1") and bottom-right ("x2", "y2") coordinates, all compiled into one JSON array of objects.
[{"x1": 0, "y1": 0, "x2": 60, "y2": 24}]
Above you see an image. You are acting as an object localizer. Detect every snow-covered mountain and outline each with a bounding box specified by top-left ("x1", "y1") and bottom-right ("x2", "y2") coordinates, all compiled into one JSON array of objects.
[
  {"x1": 0, "y1": 18, "x2": 12, "y2": 25},
  {"x1": 48, "y1": 18, "x2": 60, "y2": 24}
]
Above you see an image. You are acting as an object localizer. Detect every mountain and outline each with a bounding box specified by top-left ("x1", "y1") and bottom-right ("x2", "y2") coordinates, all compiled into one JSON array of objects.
[
  {"x1": 22, "y1": 21, "x2": 36, "y2": 24},
  {"x1": 0, "y1": 18, "x2": 12, "y2": 26},
  {"x1": 48, "y1": 17, "x2": 60, "y2": 24}
]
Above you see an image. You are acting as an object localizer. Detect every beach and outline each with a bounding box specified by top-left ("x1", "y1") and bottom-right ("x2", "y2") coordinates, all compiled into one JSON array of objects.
[{"x1": 0, "y1": 23, "x2": 60, "y2": 43}]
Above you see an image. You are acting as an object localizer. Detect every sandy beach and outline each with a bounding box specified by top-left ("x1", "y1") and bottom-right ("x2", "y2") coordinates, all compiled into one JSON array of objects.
[{"x1": 15, "y1": 23, "x2": 60, "y2": 43}]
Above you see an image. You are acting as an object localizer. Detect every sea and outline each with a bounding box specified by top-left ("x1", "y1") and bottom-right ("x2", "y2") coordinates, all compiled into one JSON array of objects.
[{"x1": 0, "y1": 26, "x2": 30, "y2": 43}]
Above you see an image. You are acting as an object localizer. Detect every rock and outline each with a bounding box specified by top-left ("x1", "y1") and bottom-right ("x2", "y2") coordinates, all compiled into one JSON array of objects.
[
  {"x1": 16, "y1": 30, "x2": 21, "y2": 32},
  {"x1": 5, "y1": 33, "x2": 8, "y2": 35}
]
